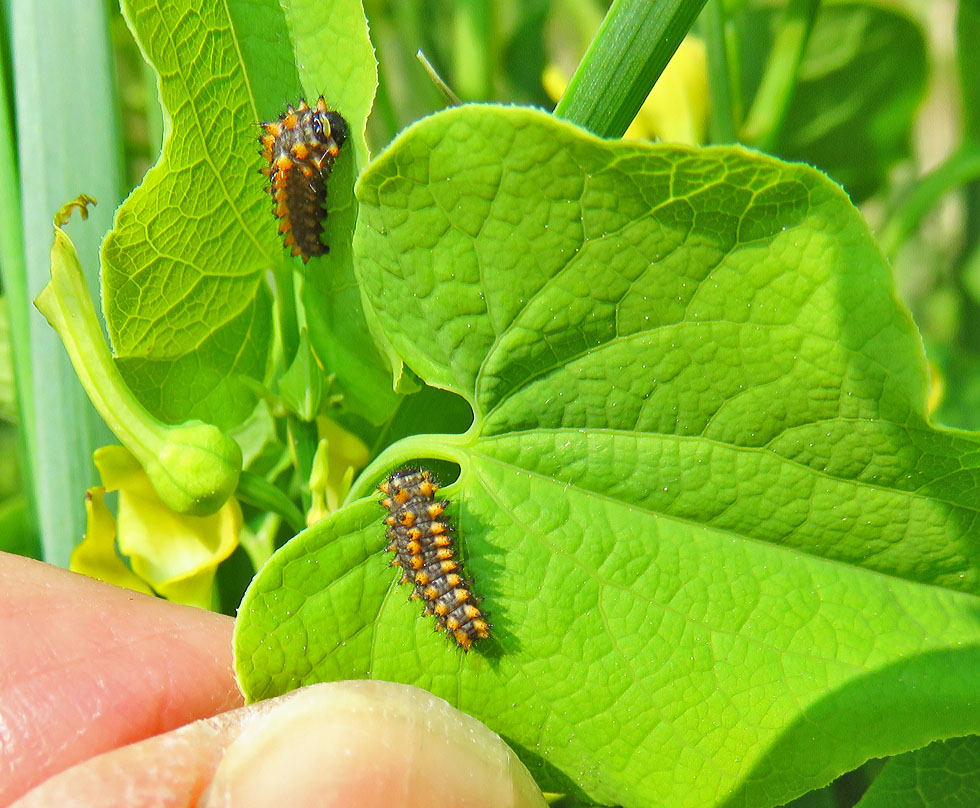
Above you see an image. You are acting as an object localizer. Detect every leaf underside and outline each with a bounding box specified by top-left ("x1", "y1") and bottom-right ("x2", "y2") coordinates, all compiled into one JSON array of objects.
[{"x1": 104, "y1": 0, "x2": 387, "y2": 429}]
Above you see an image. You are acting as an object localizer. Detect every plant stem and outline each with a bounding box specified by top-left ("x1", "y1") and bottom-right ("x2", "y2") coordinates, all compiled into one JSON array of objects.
[
  {"x1": 288, "y1": 416, "x2": 319, "y2": 511},
  {"x1": 417, "y1": 50, "x2": 462, "y2": 106},
  {"x1": 740, "y1": 0, "x2": 820, "y2": 150},
  {"x1": 236, "y1": 470, "x2": 305, "y2": 535},
  {"x1": 878, "y1": 144, "x2": 980, "y2": 258},
  {"x1": 36, "y1": 214, "x2": 242, "y2": 516},
  {"x1": 273, "y1": 265, "x2": 299, "y2": 366},
  {"x1": 553, "y1": 0, "x2": 709, "y2": 139},
  {"x1": 239, "y1": 511, "x2": 280, "y2": 572},
  {"x1": 452, "y1": 0, "x2": 493, "y2": 101},
  {"x1": 702, "y1": 0, "x2": 736, "y2": 143}
]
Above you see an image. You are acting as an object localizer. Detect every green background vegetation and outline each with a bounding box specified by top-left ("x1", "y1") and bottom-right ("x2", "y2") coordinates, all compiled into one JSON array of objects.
[{"x1": 3, "y1": 1, "x2": 980, "y2": 806}]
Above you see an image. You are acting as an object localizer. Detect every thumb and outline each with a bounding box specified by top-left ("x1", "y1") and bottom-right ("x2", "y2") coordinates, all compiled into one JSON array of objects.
[{"x1": 203, "y1": 680, "x2": 546, "y2": 808}]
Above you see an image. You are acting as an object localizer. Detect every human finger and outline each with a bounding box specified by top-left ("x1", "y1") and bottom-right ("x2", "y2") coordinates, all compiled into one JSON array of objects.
[{"x1": 0, "y1": 552, "x2": 242, "y2": 805}]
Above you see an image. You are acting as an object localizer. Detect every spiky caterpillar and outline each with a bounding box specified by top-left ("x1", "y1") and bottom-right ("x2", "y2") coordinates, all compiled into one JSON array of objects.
[
  {"x1": 259, "y1": 96, "x2": 348, "y2": 262},
  {"x1": 379, "y1": 468, "x2": 491, "y2": 651}
]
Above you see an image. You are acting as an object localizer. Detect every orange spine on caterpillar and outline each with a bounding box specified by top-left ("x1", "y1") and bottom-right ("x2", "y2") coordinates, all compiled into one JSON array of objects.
[
  {"x1": 259, "y1": 96, "x2": 349, "y2": 262},
  {"x1": 379, "y1": 468, "x2": 491, "y2": 651}
]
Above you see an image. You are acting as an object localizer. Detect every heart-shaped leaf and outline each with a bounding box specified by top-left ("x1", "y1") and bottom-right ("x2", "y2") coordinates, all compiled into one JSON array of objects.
[{"x1": 235, "y1": 106, "x2": 980, "y2": 808}]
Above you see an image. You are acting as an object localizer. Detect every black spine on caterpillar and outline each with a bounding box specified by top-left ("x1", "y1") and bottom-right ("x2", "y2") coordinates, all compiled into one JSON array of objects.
[
  {"x1": 378, "y1": 468, "x2": 491, "y2": 651},
  {"x1": 258, "y1": 96, "x2": 349, "y2": 263}
]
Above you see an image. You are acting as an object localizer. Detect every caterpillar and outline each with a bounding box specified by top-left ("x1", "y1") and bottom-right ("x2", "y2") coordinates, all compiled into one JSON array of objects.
[
  {"x1": 379, "y1": 468, "x2": 491, "y2": 651},
  {"x1": 259, "y1": 96, "x2": 349, "y2": 262}
]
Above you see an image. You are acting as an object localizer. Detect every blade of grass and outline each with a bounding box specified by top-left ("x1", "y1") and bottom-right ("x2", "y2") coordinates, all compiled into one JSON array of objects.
[
  {"x1": 553, "y1": 0, "x2": 709, "y2": 138},
  {"x1": 11, "y1": 0, "x2": 123, "y2": 565},
  {"x1": 740, "y1": 0, "x2": 820, "y2": 150},
  {"x1": 0, "y1": 11, "x2": 38, "y2": 545}
]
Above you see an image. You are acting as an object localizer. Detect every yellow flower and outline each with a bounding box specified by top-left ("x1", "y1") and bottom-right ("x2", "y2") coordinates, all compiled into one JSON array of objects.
[
  {"x1": 71, "y1": 445, "x2": 242, "y2": 608},
  {"x1": 307, "y1": 418, "x2": 371, "y2": 525}
]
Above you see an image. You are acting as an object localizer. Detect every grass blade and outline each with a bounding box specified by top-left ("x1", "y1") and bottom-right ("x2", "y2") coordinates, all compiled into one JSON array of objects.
[
  {"x1": 11, "y1": 0, "x2": 123, "y2": 565},
  {"x1": 553, "y1": 0, "x2": 709, "y2": 138}
]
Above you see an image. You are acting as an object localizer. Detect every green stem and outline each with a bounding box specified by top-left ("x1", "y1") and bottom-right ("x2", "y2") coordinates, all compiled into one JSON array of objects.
[
  {"x1": 37, "y1": 226, "x2": 162, "y2": 465},
  {"x1": 239, "y1": 511, "x2": 280, "y2": 573},
  {"x1": 288, "y1": 416, "x2": 319, "y2": 511},
  {"x1": 740, "y1": 0, "x2": 820, "y2": 150},
  {"x1": 35, "y1": 214, "x2": 241, "y2": 516},
  {"x1": 702, "y1": 0, "x2": 736, "y2": 143},
  {"x1": 347, "y1": 431, "x2": 472, "y2": 504},
  {"x1": 553, "y1": 0, "x2": 709, "y2": 138},
  {"x1": 878, "y1": 144, "x2": 980, "y2": 258},
  {"x1": 236, "y1": 470, "x2": 305, "y2": 535},
  {"x1": 452, "y1": 0, "x2": 493, "y2": 101},
  {"x1": 273, "y1": 265, "x2": 299, "y2": 366},
  {"x1": 417, "y1": 50, "x2": 462, "y2": 106}
]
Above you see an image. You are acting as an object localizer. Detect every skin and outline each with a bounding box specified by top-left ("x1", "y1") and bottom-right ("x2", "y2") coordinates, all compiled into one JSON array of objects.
[{"x1": 0, "y1": 553, "x2": 547, "y2": 808}]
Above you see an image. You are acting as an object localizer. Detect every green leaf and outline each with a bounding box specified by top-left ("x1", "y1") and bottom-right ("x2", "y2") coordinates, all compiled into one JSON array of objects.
[
  {"x1": 741, "y1": 2, "x2": 927, "y2": 201},
  {"x1": 105, "y1": 0, "x2": 384, "y2": 430},
  {"x1": 235, "y1": 106, "x2": 980, "y2": 808},
  {"x1": 856, "y1": 737, "x2": 980, "y2": 808},
  {"x1": 284, "y1": 0, "x2": 401, "y2": 424},
  {"x1": 356, "y1": 382, "x2": 473, "y2": 457}
]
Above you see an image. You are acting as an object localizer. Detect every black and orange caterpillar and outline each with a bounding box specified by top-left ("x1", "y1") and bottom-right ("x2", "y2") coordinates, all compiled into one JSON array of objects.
[
  {"x1": 379, "y1": 468, "x2": 491, "y2": 651},
  {"x1": 259, "y1": 96, "x2": 348, "y2": 262}
]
